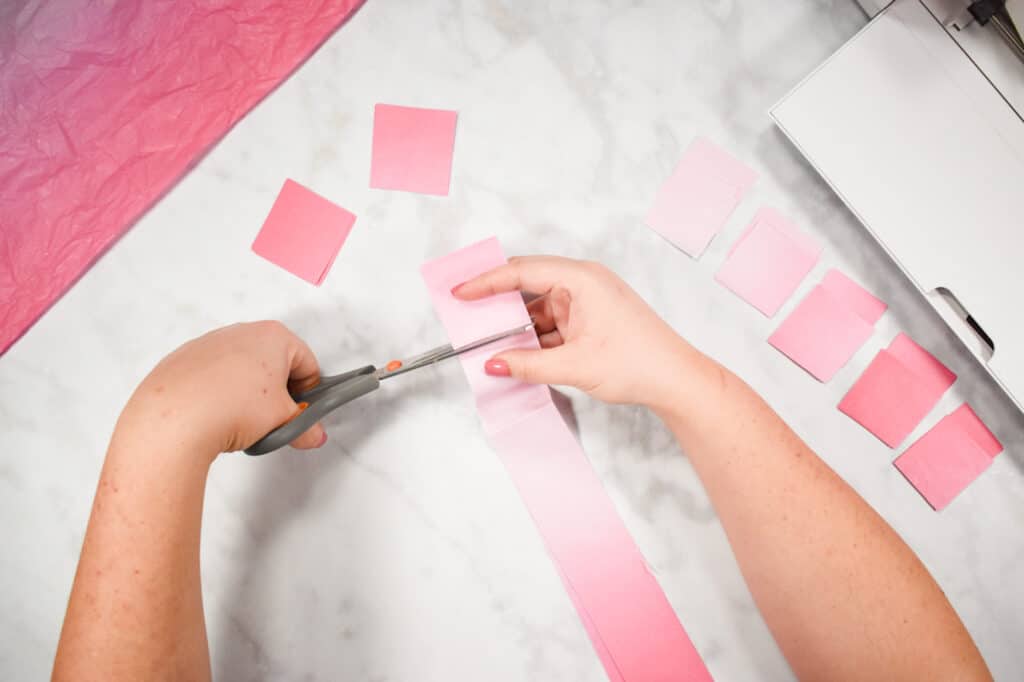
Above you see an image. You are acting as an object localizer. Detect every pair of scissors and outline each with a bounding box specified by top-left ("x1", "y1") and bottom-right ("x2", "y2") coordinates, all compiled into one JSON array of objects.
[{"x1": 245, "y1": 322, "x2": 534, "y2": 455}]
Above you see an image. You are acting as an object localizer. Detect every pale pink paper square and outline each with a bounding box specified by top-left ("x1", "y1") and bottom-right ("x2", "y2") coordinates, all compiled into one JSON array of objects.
[
  {"x1": 729, "y1": 207, "x2": 820, "y2": 262},
  {"x1": 769, "y1": 285, "x2": 874, "y2": 381},
  {"x1": 838, "y1": 350, "x2": 942, "y2": 447},
  {"x1": 715, "y1": 220, "x2": 820, "y2": 317},
  {"x1": 894, "y1": 414, "x2": 993, "y2": 510},
  {"x1": 370, "y1": 103, "x2": 458, "y2": 195},
  {"x1": 820, "y1": 269, "x2": 887, "y2": 324},
  {"x1": 645, "y1": 136, "x2": 756, "y2": 258},
  {"x1": 251, "y1": 179, "x2": 356, "y2": 285}
]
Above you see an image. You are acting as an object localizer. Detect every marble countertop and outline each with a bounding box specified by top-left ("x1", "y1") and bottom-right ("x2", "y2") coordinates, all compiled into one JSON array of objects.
[{"x1": 2, "y1": 1, "x2": 1023, "y2": 679}]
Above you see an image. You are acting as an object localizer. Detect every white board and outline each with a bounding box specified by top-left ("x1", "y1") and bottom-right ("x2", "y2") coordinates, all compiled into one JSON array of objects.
[{"x1": 772, "y1": 0, "x2": 1024, "y2": 410}]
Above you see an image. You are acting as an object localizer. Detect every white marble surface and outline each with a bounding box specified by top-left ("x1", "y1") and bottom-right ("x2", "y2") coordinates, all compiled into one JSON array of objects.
[{"x1": 2, "y1": 1, "x2": 1023, "y2": 680}]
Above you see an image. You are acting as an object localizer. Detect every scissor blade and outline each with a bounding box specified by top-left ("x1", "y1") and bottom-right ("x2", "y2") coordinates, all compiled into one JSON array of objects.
[
  {"x1": 451, "y1": 322, "x2": 536, "y2": 357},
  {"x1": 377, "y1": 322, "x2": 534, "y2": 380}
]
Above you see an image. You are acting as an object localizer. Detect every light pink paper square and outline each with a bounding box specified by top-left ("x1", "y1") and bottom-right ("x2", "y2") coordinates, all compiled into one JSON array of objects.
[
  {"x1": 370, "y1": 103, "x2": 458, "y2": 195},
  {"x1": 894, "y1": 413, "x2": 994, "y2": 510},
  {"x1": 715, "y1": 217, "x2": 820, "y2": 317},
  {"x1": 820, "y1": 269, "x2": 888, "y2": 324},
  {"x1": 768, "y1": 285, "x2": 874, "y2": 381},
  {"x1": 837, "y1": 350, "x2": 942, "y2": 447},
  {"x1": 645, "y1": 137, "x2": 756, "y2": 258},
  {"x1": 251, "y1": 179, "x2": 356, "y2": 285}
]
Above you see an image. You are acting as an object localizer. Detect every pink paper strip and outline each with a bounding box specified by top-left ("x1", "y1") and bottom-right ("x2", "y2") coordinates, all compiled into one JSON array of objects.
[
  {"x1": 715, "y1": 211, "x2": 820, "y2": 317},
  {"x1": 419, "y1": 238, "x2": 551, "y2": 433},
  {"x1": 645, "y1": 137, "x2": 757, "y2": 258},
  {"x1": 768, "y1": 285, "x2": 874, "y2": 382},
  {"x1": 894, "y1": 405, "x2": 1001, "y2": 510},
  {"x1": 370, "y1": 104, "x2": 458, "y2": 196},
  {"x1": 820, "y1": 269, "x2": 888, "y2": 325},
  {"x1": 0, "y1": 0, "x2": 366, "y2": 355},
  {"x1": 422, "y1": 237, "x2": 711, "y2": 682},
  {"x1": 491, "y1": 404, "x2": 710, "y2": 681},
  {"x1": 251, "y1": 180, "x2": 356, "y2": 285}
]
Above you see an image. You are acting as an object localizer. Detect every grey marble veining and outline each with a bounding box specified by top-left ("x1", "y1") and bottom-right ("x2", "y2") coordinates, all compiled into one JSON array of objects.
[{"x1": 2, "y1": 1, "x2": 1022, "y2": 680}]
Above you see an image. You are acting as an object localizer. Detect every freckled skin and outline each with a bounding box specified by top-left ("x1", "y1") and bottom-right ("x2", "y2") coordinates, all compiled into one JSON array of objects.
[
  {"x1": 54, "y1": 321, "x2": 328, "y2": 682},
  {"x1": 53, "y1": 298, "x2": 990, "y2": 682},
  {"x1": 454, "y1": 255, "x2": 991, "y2": 682}
]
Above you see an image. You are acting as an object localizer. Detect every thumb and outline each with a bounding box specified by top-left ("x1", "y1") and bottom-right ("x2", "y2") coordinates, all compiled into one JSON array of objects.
[
  {"x1": 289, "y1": 421, "x2": 327, "y2": 451},
  {"x1": 489, "y1": 346, "x2": 578, "y2": 387}
]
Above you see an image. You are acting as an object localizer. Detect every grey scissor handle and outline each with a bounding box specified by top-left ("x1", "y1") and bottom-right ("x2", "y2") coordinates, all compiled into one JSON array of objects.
[{"x1": 244, "y1": 365, "x2": 380, "y2": 456}]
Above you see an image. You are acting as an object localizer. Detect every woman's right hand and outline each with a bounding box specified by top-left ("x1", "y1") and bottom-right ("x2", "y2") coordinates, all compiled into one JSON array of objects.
[{"x1": 452, "y1": 256, "x2": 707, "y2": 411}]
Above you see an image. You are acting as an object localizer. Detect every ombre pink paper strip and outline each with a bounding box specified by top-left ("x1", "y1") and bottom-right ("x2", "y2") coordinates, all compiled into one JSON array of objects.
[{"x1": 422, "y1": 237, "x2": 712, "y2": 682}]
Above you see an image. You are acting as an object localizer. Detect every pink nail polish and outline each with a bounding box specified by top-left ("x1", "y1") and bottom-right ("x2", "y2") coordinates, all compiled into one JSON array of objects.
[
  {"x1": 450, "y1": 282, "x2": 465, "y2": 296},
  {"x1": 484, "y1": 359, "x2": 511, "y2": 377}
]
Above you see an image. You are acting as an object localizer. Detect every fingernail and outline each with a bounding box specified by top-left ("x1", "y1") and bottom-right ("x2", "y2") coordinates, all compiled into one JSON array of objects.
[
  {"x1": 450, "y1": 282, "x2": 465, "y2": 296},
  {"x1": 318, "y1": 431, "x2": 328, "y2": 447},
  {"x1": 484, "y1": 358, "x2": 511, "y2": 377}
]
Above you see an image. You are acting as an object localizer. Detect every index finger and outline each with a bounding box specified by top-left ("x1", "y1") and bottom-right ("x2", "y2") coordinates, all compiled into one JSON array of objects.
[
  {"x1": 452, "y1": 255, "x2": 582, "y2": 301},
  {"x1": 285, "y1": 331, "x2": 321, "y2": 393}
]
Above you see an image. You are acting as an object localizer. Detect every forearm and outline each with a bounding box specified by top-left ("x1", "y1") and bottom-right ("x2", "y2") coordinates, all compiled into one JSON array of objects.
[
  {"x1": 654, "y1": 350, "x2": 989, "y2": 681},
  {"x1": 53, "y1": 417, "x2": 213, "y2": 682}
]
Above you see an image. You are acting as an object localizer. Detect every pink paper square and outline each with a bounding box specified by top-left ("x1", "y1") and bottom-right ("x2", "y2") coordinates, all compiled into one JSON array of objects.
[
  {"x1": 715, "y1": 218, "x2": 820, "y2": 317},
  {"x1": 820, "y1": 269, "x2": 888, "y2": 324},
  {"x1": 837, "y1": 350, "x2": 943, "y2": 447},
  {"x1": 370, "y1": 103, "x2": 458, "y2": 195},
  {"x1": 645, "y1": 137, "x2": 756, "y2": 258},
  {"x1": 894, "y1": 413, "x2": 994, "y2": 510},
  {"x1": 949, "y1": 404, "x2": 1003, "y2": 456},
  {"x1": 886, "y1": 333, "x2": 957, "y2": 397},
  {"x1": 768, "y1": 285, "x2": 874, "y2": 381},
  {"x1": 251, "y1": 179, "x2": 356, "y2": 285}
]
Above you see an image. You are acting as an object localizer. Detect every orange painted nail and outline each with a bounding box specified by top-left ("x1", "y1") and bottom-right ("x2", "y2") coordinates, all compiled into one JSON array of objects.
[{"x1": 386, "y1": 359, "x2": 402, "y2": 372}]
